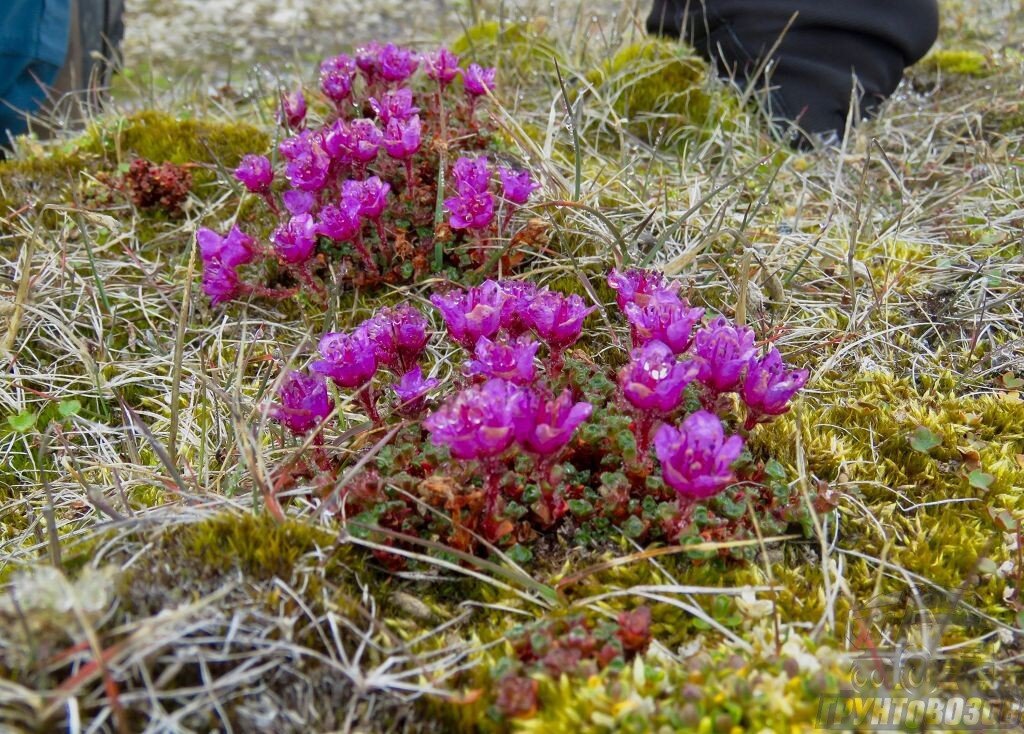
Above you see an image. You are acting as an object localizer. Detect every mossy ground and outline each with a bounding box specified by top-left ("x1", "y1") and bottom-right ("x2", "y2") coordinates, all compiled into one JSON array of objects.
[{"x1": 1, "y1": 1, "x2": 1023, "y2": 732}]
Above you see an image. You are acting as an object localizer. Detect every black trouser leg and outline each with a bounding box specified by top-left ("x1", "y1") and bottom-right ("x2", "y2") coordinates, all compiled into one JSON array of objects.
[{"x1": 647, "y1": 0, "x2": 939, "y2": 139}]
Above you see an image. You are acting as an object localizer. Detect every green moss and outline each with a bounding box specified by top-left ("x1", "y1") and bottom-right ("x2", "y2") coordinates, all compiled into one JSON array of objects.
[
  {"x1": 921, "y1": 49, "x2": 992, "y2": 77},
  {"x1": 451, "y1": 21, "x2": 565, "y2": 88}
]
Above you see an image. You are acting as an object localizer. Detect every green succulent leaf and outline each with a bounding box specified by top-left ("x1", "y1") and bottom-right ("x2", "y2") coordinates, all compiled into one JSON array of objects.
[
  {"x1": 968, "y1": 470, "x2": 995, "y2": 490},
  {"x1": 909, "y1": 426, "x2": 942, "y2": 453}
]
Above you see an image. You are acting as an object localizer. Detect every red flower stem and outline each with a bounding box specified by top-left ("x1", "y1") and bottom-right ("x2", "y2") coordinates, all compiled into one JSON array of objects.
[
  {"x1": 548, "y1": 347, "x2": 565, "y2": 379},
  {"x1": 356, "y1": 384, "x2": 381, "y2": 425},
  {"x1": 404, "y1": 158, "x2": 416, "y2": 202},
  {"x1": 296, "y1": 263, "x2": 325, "y2": 296},
  {"x1": 261, "y1": 192, "x2": 281, "y2": 217},
  {"x1": 353, "y1": 230, "x2": 379, "y2": 274},
  {"x1": 246, "y1": 284, "x2": 300, "y2": 300},
  {"x1": 374, "y1": 218, "x2": 389, "y2": 259},
  {"x1": 501, "y1": 206, "x2": 517, "y2": 237}
]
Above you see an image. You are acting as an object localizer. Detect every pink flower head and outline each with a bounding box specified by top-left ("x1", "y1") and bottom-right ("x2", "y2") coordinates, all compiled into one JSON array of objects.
[
  {"x1": 284, "y1": 142, "x2": 331, "y2": 192},
  {"x1": 498, "y1": 167, "x2": 540, "y2": 205},
  {"x1": 320, "y1": 54, "x2": 355, "y2": 103},
  {"x1": 452, "y1": 155, "x2": 490, "y2": 195},
  {"x1": 389, "y1": 305, "x2": 431, "y2": 367},
  {"x1": 525, "y1": 291, "x2": 596, "y2": 351},
  {"x1": 197, "y1": 225, "x2": 256, "y2": 268},
  {"x1": 619, "y1": 340, "x2": 699, "y2": 414},
  {"x1": 282, "y1": 189, "x2": 316, "y2": 216},
  {"x1": 272, "y1": 214, "x2": 318, "y2": 264},
  {"x1": 393, "y1": 365, "x2": 440, "y2": 411},
  {"x1": 336, "y1": 118, "x2": 382, "y2": 164},
  {"x1": 316, "y1": 200, "x2": 362, "y2": 242},
  {"x1": 692, "y1": 316, "x2": 757, "y2": 393},
  {"x1": 423, "y1": 47, "x2": 461, "y2": 86},
  {"x1": 511, "y1": 388, "x2": 592, "y2": 456},
  {"x1": 465, "y1": 335, "x2": 540, "y2": 384},
  {"x1": 369, "y1": 88, "x2": 419, "y2": 125},
  {"x1": 624, "y1": 298, "x2": 705, "y2": 354},
  {"x1": 234, "y1": 154, "x2": 274, "y2": 194},
  {"x1": 202, "y1": 262, "x2": 242, "y2": 305},
  {"x1": 379, "y1": 43, "x2": 419, "y2": 82},
  {"x1": 445, "y1": 190, "x2": 495, "y2": 230},
  {"x1": 342, "y1": 176, "x2": 390, "y2": 219},
  {"x1": 430, "y1": 280, "x2": 506, "y2": 349},
  {"x1": 383, "y1": 115, "x2": 422, "y2": 160},
  {"x1": 654, "y1": 411, "x2": 744, "y2": 499},
  {"x1": 607, "y1": 268, "x2": 682, "y2": 310},
  {"x1": 463, "y1": 64, "x2": 496, "y2": 97},
  {"x1": 270, "y1": 371, "x2": 334, "y2": 435},
  {"x1": 355, "y1": 41, "x2": 383, "y2": 79},
  {"x1": 498, "y1": 280, "x2": 540, "y2": 335},
  {"x1": 279, "y1": 87, "x2": 307, "y2": 129},
  {"x1": 423, "y1": 378, "x2": 521, "y2": 460},
  {"x1": 312, "y1": 330, "x2": 378, "y2": 388},
  {"x1": 741, "y1": 347, "x2": 809, "y2": 425},
  {"x1": 278, "y1": 130, "x2": 313, "y2": 161}
]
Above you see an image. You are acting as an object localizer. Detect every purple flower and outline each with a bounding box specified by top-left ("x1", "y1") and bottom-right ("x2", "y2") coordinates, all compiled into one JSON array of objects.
[
  {"x1": 511, "y1": 388, "x2": 592, "y2": 455},
  {"x1": 498, "y1": 280, "x2": 539, "y2": 335},
  {"x1": 347, "y1": 119, "x2": 384, "y2": 164},
  {"x1": 430, "y1": 280, "x2": 506, "y2": 349},
  {"x1": 202, "y1": 262, "x2": 242, "y2": 305},
  {"x1": 607, "y1": 268, "x2": 681, "y2": 310},
  {"x1": 197, "y1": 225, "x2": 256, "y2": 267},
  {"x1": 619, "y1": 340, "x2": 699, "y2": 414},
  {"x1": 741, "y1": 347, "x2": 809, "y2": 426},
  {"x1": 270, "y1": 371, "x2": 334, "y2": 435},
  {"x1": 463, "y1": 64, "x2": 496, "y2": 97},
  {"x1": 284, "y1": 143, "x2": 331, "y2": 192},
  {"x1": 452, "y1": 155, "x2": 490, "y2": 195},
  {"x1": 355, "y1": 41, "x2": 383, "y2": 79},
  {"x1": 342, "y1": 176, "x2": 390, "y2": 219},
  {"x1": 234, "y1": 154, "x2": 274, "y2": 194},
  {"x1": 283, "y1": 189, "x2": 316, "y2": 216},
  {"x1": 278, "y1": 131, "x2": 313, "y2": 161},
  {"x1": 280, "y1": 88, "x2": 307, "y2": 129},
  {"x1": 393, "y1": 365, "x2": 440, "y2": 411},
  {"x1": 498, "y1": 167, "x2": 540, "y2": 205},
  {"x1": 423, "y1": 47, "x2": 460, "y2": 86},
  {"x1": 423, "y1": 378, "x2": 520, "y2": 460},
  {"x1": 624, "y1": 299, "x2": 705, "y2": 353},
  {"x1": 445, "y1": 190, "x2": 495, "y2": 230},
  {"x1": 369, "y1": 88, "x2": 419, "y2": 125},
  {"x1": 379, "y1": 43, "x2": 419, "y2": 82},
  {"x1": 692, "y1": 316, "x2": 757, "y2": 393},
  {"x1": 465, "y1": 335, "x2": 540, "y2": 384},
  {"x1": 316, "y1": 200, "x2": 362, "y2": 242},
  {"x1": 312, "y1": 330, "x2": 378, "y2": 388},
  {"x1": 320, "y1": 54, "x2": 355, "y2": 103},
  {"x1": 654, "y1": 411, "x2": 744, "y2": 500},
  {"x1": 389, "y1": 305, "x2": 431, "y2": 367},
  {"x1": 525, "y1": 291, "x2": 596, "y2": 351},
  {"x1": 272, "y1": 214, "x2": 318, "y2": 264},
  {"x1": 383, "y1": 115, "x2": 422, "y2": 160}
]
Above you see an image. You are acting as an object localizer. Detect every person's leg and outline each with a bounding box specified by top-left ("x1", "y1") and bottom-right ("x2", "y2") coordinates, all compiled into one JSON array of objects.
[{"x1": 647, "y1": 0, "x2": 940, "y2": 142}]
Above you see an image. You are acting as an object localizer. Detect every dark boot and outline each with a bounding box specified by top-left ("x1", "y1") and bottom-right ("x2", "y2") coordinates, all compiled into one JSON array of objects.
[{"x1": 647, "y1": 0, "x2": 939, "y2": 142}]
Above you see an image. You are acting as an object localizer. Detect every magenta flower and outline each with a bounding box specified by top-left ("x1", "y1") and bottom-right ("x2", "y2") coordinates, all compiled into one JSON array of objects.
[
  {"x1": 343, "y1": 176, "x2": 390, "y2": 219},
  {"x1": 498, "y1": 167, "x2": 540, "y2": 205},
  {"x1": 383, "y1": 115, "x2": 422, "y2": 160},
  {"x1": 430, "y1": 280, "x2": 506, "y2": 349},
  {"x1": 316, "y1": 200, "x2": 362, "y2": 242},
  {"x1": 393, "y1": 366, "x2": 440, "y2": 413},
  {"x1": 355, "y1": 41, "x2": 383, "y2": 79},
  {"x1": 452, "y1": 155, "x2": 490, "y2": 194},
  {"x1": 379, "y1": 44, "x2": 419, "y2": 82},
  {"x1": 607, "y1": 268, "x2": 681, "y2": 310},
  {"x1": 347, "y1": 119, "x2": 384, "y2": 164},
  {"x1": 369, "y1": 88, "x2": 419, "y2": 125},
  {"x1": 272, "y1": 214, "x2": 318, "y2": 264},
  {"x1": 270, "y1": 371, "x2": 334, "y2": 435},
  {"x1": 526, "y1": 291, "x2": 595, "y2": 351},
  {"x1": 619, "y1": 340, "x2": 699, "y2": 414},
  {"x1": 463, "y1": 64, "x2": 496, "y2": 97},
  {"x1": 445, "y1": 190, "x2": 495, "y2": 230},
  {"x1": 282, "y1": 189, "x2": 316, "y2": 216},
  {"x1": 498, "y1": 280, "x2": 540, "y2": 335},
  {"x1": 320, "y1": 54, "x2": 355, "y2": 104},
  {"x1": 234, "y1": 154, "x2": 274, "y2": 195},
  {"x1": 465, "y1": 335, "x2": 540, "y2": 384},
  {"x1": 278, "y1": 130, "x2": 314, "y2": 161},
  {"x1": 423, "y1": 47, "x2": 461, "y2": 86},
  {"x1": 741, "y1": 347, "x2": 809, "y2": 427},
  {"x1": 202, "y1": 262, "x2": 242, "y2": 305},
  {"x1": 280, "y1": 88, "x2": 307, "y2": 129},
  {"x1": 284, "y1": 143, "x2": 331, "y2": 192},
  {"x1": 361, "y1": 305, "x2": 430, "y2": 371},
  {"x1": 511, "y1": 388, "x2": 592, "y2": 456},
  {"x1": 197, "y1": 225, "x2": 256, "y2": 267},
  {"x1": 654, "y1": 411, "x2": 744, "y2": 500},
  {"x1": 312, "y1": 330, "x2": 378, "y2": 388},
  {"x1": 692, "y1": 316, "x2": 757, "y2": 394},
  {"x1": 624, "y1": 298, "x2": 705, "y2": 353},
  {"x1": 423, "y1": 378, "x2": 520, "y2": 460}
]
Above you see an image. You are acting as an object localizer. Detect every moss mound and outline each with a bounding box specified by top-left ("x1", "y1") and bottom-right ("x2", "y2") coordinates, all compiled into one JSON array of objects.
[{"x1": 921, "y1": 48, "x2": 992, "y2": 77}]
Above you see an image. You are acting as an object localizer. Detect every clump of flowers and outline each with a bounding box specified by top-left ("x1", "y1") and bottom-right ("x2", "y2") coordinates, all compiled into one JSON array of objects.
[
  {"x1": 196, "y1": 43, "x2": 543, "y2": 307},
  {"x1": 263, "y1": 270, "x2": 817, "y2": 563}
]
